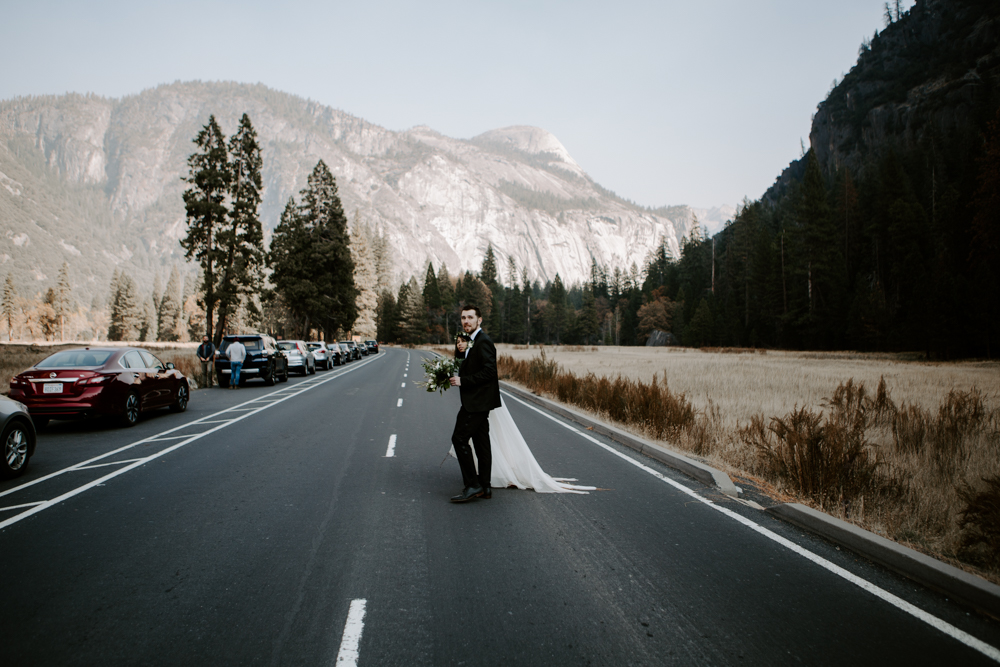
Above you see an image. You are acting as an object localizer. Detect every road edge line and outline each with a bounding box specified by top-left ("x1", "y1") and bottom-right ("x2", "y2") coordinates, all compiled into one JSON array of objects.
[{"x1": 767, "y1": 502, "x2": 1000, "y2": 621}]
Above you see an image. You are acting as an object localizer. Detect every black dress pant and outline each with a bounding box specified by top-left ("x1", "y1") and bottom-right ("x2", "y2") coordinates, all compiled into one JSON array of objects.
[{"x1": 452, "y1": 406, "x2": 492, "y2": 490}]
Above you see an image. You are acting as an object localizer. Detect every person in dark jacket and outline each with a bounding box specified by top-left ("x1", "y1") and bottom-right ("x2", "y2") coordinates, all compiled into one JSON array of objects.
[
  {"x1": 448, "y1": 305, "x2": 502, "y2": 502},
  {"x1": 196, "y1": 336, "x2": 215, "y2": 389}
]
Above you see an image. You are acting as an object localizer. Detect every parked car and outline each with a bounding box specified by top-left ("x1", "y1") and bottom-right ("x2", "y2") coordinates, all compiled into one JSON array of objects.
[
  {"x1": 340, "y1": 340, "x2": 361, "y2": 361},
  {"x1": 215, "y1": 334, "x2": 288, "y2": 388},
  {"x1": 9, "y1": 347, "x2": 190, "y2": 428},
  {"x1": 0, "y1": 396, "x2": 36, "y2": 479},
  {"x1": 277, "y1": 340, "x2": 316, "y2": 375},
  {"x1": 365, "y1": 340, "x2": 379, "y2": 354},
  {"x1": 327, "y1": 342, "x2": 347, "y2": 366},
  {"x1": 338, "y1": 343, "x2": 352, "y2": 363},
  {"x1": 307, "y1": 342, "x2": 333, "y2": 370}
]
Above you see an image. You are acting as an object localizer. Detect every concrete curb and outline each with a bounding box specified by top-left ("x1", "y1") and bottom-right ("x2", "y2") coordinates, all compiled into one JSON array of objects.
[
  {"x1": 499, "y1": 381, "x2": 741, "y2": 498},
  {"x1": 767, "y1": 503, "x2": 1000, "y2": 619}
]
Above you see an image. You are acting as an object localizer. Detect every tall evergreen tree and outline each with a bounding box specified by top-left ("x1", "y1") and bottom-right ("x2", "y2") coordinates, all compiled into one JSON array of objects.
[
  {"x1": 351, "y1": 219, "x2": 378, "y2": 338},
  {"x1": 158, "y1": 266, "x2": 183, "y2": 341},
  {"x1": 55, "y1": 262, "x2": 71, "y2": 341},
  {"x1": 107, "y1": 271, "x2": 142, "y2": 341},
  {"x1": 213, "y1": 113, "x2": 266, "y2": 341},
  {"x1": 2, "y1": 273, "x2": 17, "y2": 339},
  {"x1": 181, "y1": 115, "x2": 230, "y2": 343}
]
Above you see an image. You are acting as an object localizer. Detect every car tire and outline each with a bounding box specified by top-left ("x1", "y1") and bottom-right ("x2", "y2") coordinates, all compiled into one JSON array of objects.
[
  {"x1": 263, "y1": 366, "x2": 276, "y2": 386},
  {"x1": 0, "y1": 419, "x2": 33, "y2": 479},
  {"x1": 280, "y1": 366, "x2": 289, "y2": 382},
  {"x1": 121, "y1": 392, "x2": 140, "y2": 427},
  {"x1": 170, "y1": 383, "x2": 189, "y2": 413},
  {"x1": 308, "y1": 363, "x2": 316, "y2": 375}
]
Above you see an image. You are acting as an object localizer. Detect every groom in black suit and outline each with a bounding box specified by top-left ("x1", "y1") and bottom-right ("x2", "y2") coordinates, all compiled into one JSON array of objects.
[{"x1": 449, "y1": 304, "x2": 502, "y2": 502}]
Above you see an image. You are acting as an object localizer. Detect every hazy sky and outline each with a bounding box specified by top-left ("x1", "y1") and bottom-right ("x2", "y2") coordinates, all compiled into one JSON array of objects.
[{"x1": 2, "y1": 0, "x2": 908, "y2": 209}]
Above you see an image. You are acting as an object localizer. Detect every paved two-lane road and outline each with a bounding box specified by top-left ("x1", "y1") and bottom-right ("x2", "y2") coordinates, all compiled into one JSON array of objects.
[{"x1": 1, "y1": 347, "x2": 998, "y2": 665}]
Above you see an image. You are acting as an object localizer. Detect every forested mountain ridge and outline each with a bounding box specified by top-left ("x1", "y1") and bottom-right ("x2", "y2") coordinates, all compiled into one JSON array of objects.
[
  {"x1": 668, "y1": 0, "x2": 1000, "y2": 356},
  {"x1": 0, "y1": 82, "x2": 730, "y2": 311}
]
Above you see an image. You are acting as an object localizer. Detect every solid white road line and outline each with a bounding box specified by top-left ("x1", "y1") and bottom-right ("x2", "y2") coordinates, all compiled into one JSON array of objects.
[
  {"x1": 0, "y1": 355, "x2": 385, "y2": 531},
  {"x1": 0, "y1": 501, "x2": 46, "y2": 512},
  {"x1": 385, "y1": 434, "x2": 397, "y2": 458},
  {"x1": 502, "y1": 390, "x2": 1000, "y2": 664},
  {"x1": 335, "y1": 599, "x2": 367, "y2": 666},
  {"x1": 397, "y1": 399, "x2": 403, "y2": 407}
]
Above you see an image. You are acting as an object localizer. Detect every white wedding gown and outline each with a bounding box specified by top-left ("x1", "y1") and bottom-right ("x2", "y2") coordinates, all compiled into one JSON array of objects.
[{"x1": 450, "y1": 398, "x2": 595, "y2": 494}]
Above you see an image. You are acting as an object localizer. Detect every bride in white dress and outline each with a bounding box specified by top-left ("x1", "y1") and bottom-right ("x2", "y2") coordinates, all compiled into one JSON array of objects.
[{"x1": 449, "y1": 338, "x2": 594, "y2": 494}]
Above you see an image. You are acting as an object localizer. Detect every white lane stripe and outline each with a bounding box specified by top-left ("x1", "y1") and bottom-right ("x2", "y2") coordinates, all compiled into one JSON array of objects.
[
  {"x1": 0, "y1": 356, "x2": 386, "y2": 531},
  {"x1": 75, "y1": 457, "x2": 144, "y2": 471},
  {"x1": 502, "y1": 391, "x2": 1000, "y2": 663},
  {"x1": 0, "y1": 501, "x2": 46, "y2": 512},
  {"x1": 385, "y1": 434, "x2": 397, "y2": 458},
  {"x1": 397, "y1": 399, "x2": 403, "y2": 407},
  {"x1": 403, "y1": 374, "x2": 407, "y2": 377},
  {"x1": 401, "y1": 382, "x2": 405, "y2": 388},
  {"x1": 336, "y1": 599, "x2": 367, "y2": 666}
]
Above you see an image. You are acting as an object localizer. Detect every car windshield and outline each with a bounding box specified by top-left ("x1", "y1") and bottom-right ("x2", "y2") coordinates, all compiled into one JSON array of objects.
[
  {"x1": 36, "y1": 350, "x2": 114, "y2": 368},
  {"x1": 224, "y1": 338, "x2": 260, "y2": 350},
  {"x1": 277, "y1": 342, "x2": 298, "y2": 351}
]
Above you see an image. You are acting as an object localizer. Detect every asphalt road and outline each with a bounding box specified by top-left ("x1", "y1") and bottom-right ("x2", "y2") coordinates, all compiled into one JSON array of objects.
[{"x1": 1, "y1": 347, "x2": 998, "y2": 666}]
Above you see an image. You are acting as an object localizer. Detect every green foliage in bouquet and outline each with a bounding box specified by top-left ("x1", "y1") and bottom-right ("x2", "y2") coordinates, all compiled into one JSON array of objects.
[{"x1": 418, "y1": 356, "x2": 462, "y2": 393}]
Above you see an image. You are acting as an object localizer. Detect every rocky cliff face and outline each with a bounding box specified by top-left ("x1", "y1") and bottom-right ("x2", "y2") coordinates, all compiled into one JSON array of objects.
[
  {"x1": 0, "y1": 82, "x2": 730, "y2": 304},
  {"x1": 764, "y1": 0, "x2": 1000, "y2": 202}
]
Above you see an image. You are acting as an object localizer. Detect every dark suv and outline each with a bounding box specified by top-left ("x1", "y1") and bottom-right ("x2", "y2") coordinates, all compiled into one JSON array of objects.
[
  {"x1": 340, "y1": 341, "x2": 362, "y2": 361},
  {"x1": 215, "y1": 334, "x2": 289, "y2": 387},
  {"x1": 365, "y1": 340, "x2": 379, "y2": 354}
]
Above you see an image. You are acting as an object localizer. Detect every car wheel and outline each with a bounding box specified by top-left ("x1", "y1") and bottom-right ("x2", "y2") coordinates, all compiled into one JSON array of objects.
[
  {"x1": 121, "y1": 392, "x2": 140, "y2": 427},
  {"x1": 263, "y1": 366, "x2": 276, "y2": 386},
  {"x1": 0, "y1": 419, "x2": 33, "y2": 479},
  {"x1": 309, "y1": 363, "x2": 316, "y2": 375},
  {"x1": 280, "y1": 365, "x2": 289, "y2": 382},
  {"x1": 170, "y1": 383, "x2": 189, "y2": 413}
]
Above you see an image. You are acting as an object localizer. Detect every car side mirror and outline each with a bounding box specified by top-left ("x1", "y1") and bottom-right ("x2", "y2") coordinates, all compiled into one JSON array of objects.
[{"x1": 165, "y1": 363, "x2": 175, "y2": 370}]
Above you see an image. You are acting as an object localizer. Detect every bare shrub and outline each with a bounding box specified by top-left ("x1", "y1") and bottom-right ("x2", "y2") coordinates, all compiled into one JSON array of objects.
[
  {"x1": 931, "y1": 388, "x2": 986, "y2": 462},
  {"x1": 957, "y1": 476, "x2": 1000, "y2": 567},
  {"x1": 892, "y1": 405, "x2": 929, "y2": 454}
]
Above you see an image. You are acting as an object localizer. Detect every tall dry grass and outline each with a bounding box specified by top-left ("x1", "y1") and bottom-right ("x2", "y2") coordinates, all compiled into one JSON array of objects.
[{"x1": 491, "y1": 347, "x2": 1000, "y2": 583}]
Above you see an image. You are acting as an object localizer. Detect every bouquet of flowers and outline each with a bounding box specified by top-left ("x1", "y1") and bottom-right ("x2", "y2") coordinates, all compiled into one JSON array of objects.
[{"x1": 418, "y1": 355, "x2": 462, "y2": 394}]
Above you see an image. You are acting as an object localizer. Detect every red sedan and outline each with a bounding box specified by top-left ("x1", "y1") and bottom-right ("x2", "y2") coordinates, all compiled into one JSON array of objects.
[{"x1": 9, "y1": 347, "x2": 190, "y2": 428}]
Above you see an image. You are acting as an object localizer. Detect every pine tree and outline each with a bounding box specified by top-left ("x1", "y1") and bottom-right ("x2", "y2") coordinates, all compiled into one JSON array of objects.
[
  {"x1": 546, "y1": 274, "x2": 567, "y2": 343},
  {"x1": 54, "y1": 262, "x2": 71, "y2": 341},
  {"x1": 402, "y1": 277, "x2": 426, "y2": 343},
  {"x1": 140, "y1": 295, "x2": 157, "y2": 342},
  {"x1": 3, "y1": 273, "x2": 18, "y2": 340},
  {"x1": 423, "y1": 262, "x2": 441, "y2": 310},
  {"x1": 181, "y1": 115, "x2": 229, "y2": 342},
  {"x1": 376, "y1": 289, "x2": 397, "y2": 342},
  {"x1": 108, "y1": 271, "x2": 142, "y2": 341},
  {"x1": 213, "y1": 113, "x2": 266, "y2": 341},
  {"x1": 480, "y1": 244, "x2": 498, "y2": 289},
  {"x1": 158, "y1": 265, "x2": 183, "y2": 341},
  {"x1": 351, "y1": 218, "x2": 378, "y2": 338},
  {"x1": 372, "y1": 224, "x2": 395, "y2": 296}
]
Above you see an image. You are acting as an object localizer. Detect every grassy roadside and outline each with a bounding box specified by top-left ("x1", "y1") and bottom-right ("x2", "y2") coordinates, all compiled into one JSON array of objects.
[{"x1": 472, "y1": 345, "x2": 1000, "y2": 585}]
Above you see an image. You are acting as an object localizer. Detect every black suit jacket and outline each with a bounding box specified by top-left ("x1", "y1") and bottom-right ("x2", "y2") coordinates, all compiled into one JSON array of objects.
[{"x1": 457, "y1": 331, "x2": 502, "y2": 413}]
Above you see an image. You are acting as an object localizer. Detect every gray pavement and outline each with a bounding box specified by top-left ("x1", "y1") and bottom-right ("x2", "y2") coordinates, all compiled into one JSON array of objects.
[{"x1": 0, "y1": 347, "x2": 998, "y2": 665}]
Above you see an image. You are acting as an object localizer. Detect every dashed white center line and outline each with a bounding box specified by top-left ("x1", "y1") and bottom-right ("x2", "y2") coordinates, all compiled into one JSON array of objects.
[
  {"x1": 385, "y1": 434, "x2": 397, "y2": 457},
  {"x1": 403, "y1": 374, "x2": 407, "y2": 377},
  {"x1": 401, "y1": 382, "x2": 405, "y2": 388},
  {"x1": 335, "y1": 598, "x2": 367, "y2": 665},
  {"x1": 396, "y1": 398, "x2": 403, "y2": 407}
]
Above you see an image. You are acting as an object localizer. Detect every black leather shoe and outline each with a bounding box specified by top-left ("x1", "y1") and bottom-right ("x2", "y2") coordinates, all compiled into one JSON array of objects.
[
  {"x1": 450, "y1": 486, "x2": 484, "y2": 502},
  {"x1": 481, "y1": 486, "x2": 492, "y2": 499}
]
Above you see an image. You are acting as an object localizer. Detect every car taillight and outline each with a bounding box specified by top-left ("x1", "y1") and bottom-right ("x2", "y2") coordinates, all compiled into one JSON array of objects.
[
  {"x1": 10, "y1": 376, "x2": 27, "y2": 387},
  {"x1": 81, "y1": 375, "x2": 114, "y2": 385}
]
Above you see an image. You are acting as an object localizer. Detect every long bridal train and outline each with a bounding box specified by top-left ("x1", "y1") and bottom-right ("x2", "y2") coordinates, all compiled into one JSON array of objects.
[{"x1": 449, "y1": 399, "x2": 595, "y2": 494}]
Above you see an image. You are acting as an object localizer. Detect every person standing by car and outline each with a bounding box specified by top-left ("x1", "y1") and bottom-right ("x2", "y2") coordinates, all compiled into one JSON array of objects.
[
  {"x1": 225, "y1": 338, "x2": 247, "y2": 389},
  {"x1": 196, "y1": 336, "x2": 215, "y2": 389}
]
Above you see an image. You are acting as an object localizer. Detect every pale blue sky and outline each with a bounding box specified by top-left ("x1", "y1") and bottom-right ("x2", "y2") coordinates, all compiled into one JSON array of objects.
[{"x1": 1, "y1": 0, "x2": 908, "y2": 209}]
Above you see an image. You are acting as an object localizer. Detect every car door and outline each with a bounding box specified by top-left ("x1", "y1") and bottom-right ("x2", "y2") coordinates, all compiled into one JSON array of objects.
[
  {"x1": 139, "y1": 349, "x2": 172, "y2": 406},
  {"x1": 122, "y1": 350, "x2": 158, "y2": 410}
]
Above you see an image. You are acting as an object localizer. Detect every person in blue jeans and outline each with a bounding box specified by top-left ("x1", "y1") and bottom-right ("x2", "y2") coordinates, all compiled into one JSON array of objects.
[{"x1": 225, "y1": 338, "x2": 247, "y2": 389}]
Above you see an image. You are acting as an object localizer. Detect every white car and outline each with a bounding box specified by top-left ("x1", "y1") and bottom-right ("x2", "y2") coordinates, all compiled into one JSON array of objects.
[
  {"x1": 276, "y1": 340, "x2": 316, "y2": 375},
  {"x1": 307, "y1": 342, "x2": 333, "y2": 370}
]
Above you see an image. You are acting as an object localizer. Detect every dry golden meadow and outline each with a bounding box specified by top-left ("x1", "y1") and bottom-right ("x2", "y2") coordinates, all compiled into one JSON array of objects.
[{"x1": 493, "y1": 344, "x2": 1000, "y2": 584}]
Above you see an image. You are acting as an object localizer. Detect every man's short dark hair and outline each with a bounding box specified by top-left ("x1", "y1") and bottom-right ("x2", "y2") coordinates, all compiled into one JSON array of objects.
[{"x1": 461, "y1": 304, "x2": 482, "y2": 319}]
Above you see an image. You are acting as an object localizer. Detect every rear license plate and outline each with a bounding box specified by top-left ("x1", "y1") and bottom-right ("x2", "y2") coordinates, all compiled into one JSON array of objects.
[{"x1": 43, "y1": 383, "x2": 63, "y2": 394}]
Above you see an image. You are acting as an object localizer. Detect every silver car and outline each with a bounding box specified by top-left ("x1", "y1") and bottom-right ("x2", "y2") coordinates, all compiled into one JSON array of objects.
[
  {"x1": 307, "y1": 342, "x2": 333, "y2": 370},
  {"x1": 276, "y1": 340, "x2": 316, "y2": 376},
  {"x1": 1, "y1": 396, "x2": 37, "y2": 479}
]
